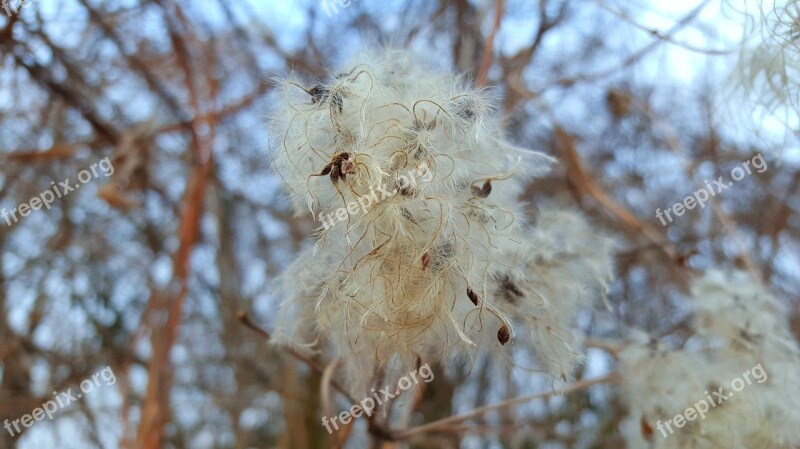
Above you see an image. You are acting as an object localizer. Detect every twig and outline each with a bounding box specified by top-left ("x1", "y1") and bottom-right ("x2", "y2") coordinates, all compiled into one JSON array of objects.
[
  {"x1": 593, "y1": 0, "x2": 730, "y2": 55},
  {"x1": 391, "y1": 373, "x2": 619, "y2": 440},
  {"x1": 238, "y1": 313, "x2": 396, "y2": 444},
  {"x1": 554, "y1": 126, "x2": 679, "y2": 261},
  {"x1": 321, "y1": 357, "x2": 340, "y2": 425},
  {"x1": 631, "y1": 99, "x2": 765, "y2": 284},
  {"x1": 583, "y1": 338, "x2": 623, "y2": 359},
  {"x1": 477, "y1": 0, "x2": 505, "y2": 86},
  {"x1": 237, "y1": 312, "x2": 358, "y2": 404},
  {"x1": 555, "y1": 0, "x2": 712, "y2": 86},
  {"x1": 322, "y1": 357, "x2": 354, "y2": 449}
]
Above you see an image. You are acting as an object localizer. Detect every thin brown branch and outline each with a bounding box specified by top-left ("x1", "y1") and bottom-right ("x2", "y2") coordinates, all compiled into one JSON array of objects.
[
  {"x1": 556, "y1": 0, "x2": 712, "y2": 86},
  {"x1": 584, "y1": 338, "x2": 623, "y2": 359},
  {"x1": 10, "y1": 53, "x2": 120, "y2": 144},
  {"x1": 136, "y1": 7, "x2": 216, "y2": 443},
  {"x1": 555, "y1": 126, "x2": 679, "y2": 260},
  {"x1": 392, "y1": 373, "x2": 619, "y2": 440},
  {"x1": 6, "y1": 144, "x2": 77, "y2": 162},
  {"x1": 136, "y1": 151, "x2": 213, "y2": 449},
  {"x1": 237, "y1": 312, "x2": 358, "y2": 404},
  {"x1": 593, "y1": 0, "x2": 730, "y2": 55},
  {"x1": 476, "y1": 0, "x2": 505, "y2": 86},
  {"x1": 77, "y1": 0, "x2": 190, "y2": 122}
]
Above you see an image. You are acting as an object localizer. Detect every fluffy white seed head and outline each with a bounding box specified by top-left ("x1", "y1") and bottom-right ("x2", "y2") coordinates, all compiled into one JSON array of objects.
[
  {"x1": 267, "y1": 49, "x2": 614, "y2": 394},
  {"x1": 620, "y1": 270, "x2": 800, "y2": 449}
]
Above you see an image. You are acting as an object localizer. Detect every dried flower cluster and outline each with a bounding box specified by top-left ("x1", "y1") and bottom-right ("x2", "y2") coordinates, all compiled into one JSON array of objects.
[
  {"x1": 729, "y1": 0, "x2": 800, "y2": 138},
  {"x1": 267, "y1": 49, "x2": 613, "y2": 394},
  {"x1": 621, "y1": 270, "x2": 800, "y2": 449}
]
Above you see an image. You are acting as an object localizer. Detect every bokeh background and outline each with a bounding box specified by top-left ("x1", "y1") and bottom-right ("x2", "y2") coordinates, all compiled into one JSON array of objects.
[{"x1": 0, "y1": 0, "x2": 798, "y2": 448}]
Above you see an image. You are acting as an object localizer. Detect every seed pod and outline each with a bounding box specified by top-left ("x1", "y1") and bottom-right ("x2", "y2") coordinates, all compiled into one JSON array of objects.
[
  {"x1": 471, "y1": 180, "x2": 492, "y2": 198},
  {"x1": 479, "y1": 181, "x2": 492, "y2": 198},
  {"x1": 331, "y1": 93, "x2": 343, "y2": 113},
  {"x1": 497, "y1": 325, "x2": 510, "y2": 345},
  {"x1": 497, "y1": 274, "x2": 524, "y2": 303},
  {"x1": 309, "y1": 85, "x2": 327, "y2": 104},
  {"x1": 421, "y1": 252, "x2": 430, "y2": 270},
  {"x1": 309, "y1": 85, "x2": 343, "y2": 112},
  {"x1": 401, "y1": 207, "x2": 417, "y2": 223},
  {"x1": 397, "y1": 177, "x2": 418, "y2": 196},
  {"x1": 330, "y1": 164, "x2": 340, "y2": 183},
  {"x1": 466, "y1": 288, "x2": 479, "y2": 306},
  {"x1": 341, "y1": 160, "x2": 356, "y2": 175},
  {"x1": 640, "y1": 417, "x2": 654, "y2": 441}
]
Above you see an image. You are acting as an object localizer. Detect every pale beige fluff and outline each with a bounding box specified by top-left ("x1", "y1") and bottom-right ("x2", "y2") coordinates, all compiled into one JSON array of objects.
[
  {"x1": 268, "y1": 49, "x2": 614, "y2": 395},
  {"x1": 620, "y1": 270, "x2": 800, "y2": 449}
]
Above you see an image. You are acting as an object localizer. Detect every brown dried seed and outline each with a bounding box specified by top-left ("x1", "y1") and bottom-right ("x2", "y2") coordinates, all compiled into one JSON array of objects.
[
  {"x1": 498, "y1": 275, "x2": 524, "y2": 301},
  {"x1": 497, "y1": 325, "x2": 510, "y2": 345},
  {"x1": 320, "y1": 164, "x2": 332, "y2": 176},
  {"x1": 397, "y1": 178, "x2": 417, "y2": 196},
  {"x1": 640, "y1": 417, "x2": 654, "y2": 441},
  {"x1": 421, "y1": 252, "x2": 430, "y2": 270},
  {"x1": 470, "y1": 180, "x2": 492, "y2": 198},
  {"x1": 401, "y1": 207, "x2": 417, "y2": 223},
  {"x1": 330, "y1": 164, "x2": 341, "y2": 183},
  {"x1": 331, "y1": 93, "x2": 343, "y2": 113},
  {"x1": 309, "y1": 85, "x2": 343, "y2": 113},
  {"x1": 309, "y1": 85, "x2": 327, "y2": 104},
  {"x1": 467, "y1": 288, "x2": 479, "y2": 306},
  {"x1": 479, "y1": 181, "x2": 492, "y2": 198},
  {"x1": 341, "y1": 160, "x2": 356, "y2": 175}
]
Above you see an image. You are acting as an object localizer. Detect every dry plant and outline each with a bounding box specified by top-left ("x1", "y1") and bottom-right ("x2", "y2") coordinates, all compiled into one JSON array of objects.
[
  {"x1": 266, "y1": 48, "x2": 612, "y2": 441},
  {"x1": 1, "y1": 1, "x2": 799, "y2": 448},
  {"x1": 621, "y1": 270, "x2": 800, "y2": 449}
]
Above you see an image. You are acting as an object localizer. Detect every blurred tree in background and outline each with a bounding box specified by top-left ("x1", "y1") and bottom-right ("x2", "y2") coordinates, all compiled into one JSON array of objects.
[{"x1": 0, "y1": 0, "x2": 798, "y2": 448}]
